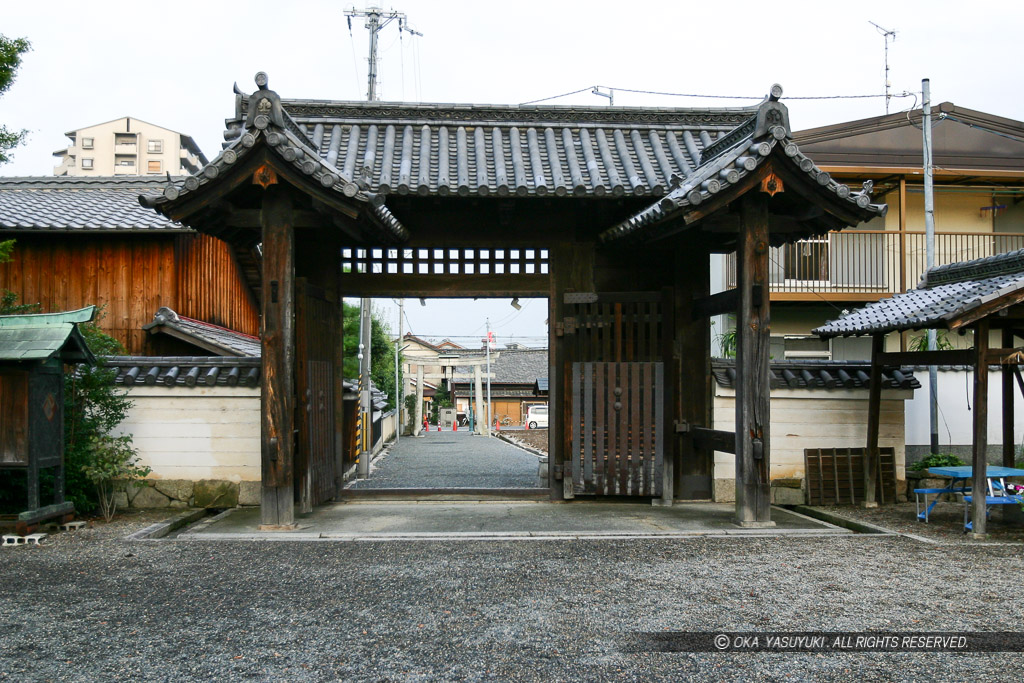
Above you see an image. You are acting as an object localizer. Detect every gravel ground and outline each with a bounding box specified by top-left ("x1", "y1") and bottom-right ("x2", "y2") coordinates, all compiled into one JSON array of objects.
[
  {"x1": 502, "y1": 429, "x2": 549, "y2": 455},
  {"x1": 811, "y1": 501, "x2": 1024, "y2": 544},
  {"x1": 348, "y1": 431, "x2": 544, "y2": 489},
  {"x1": 3, "y1": 509, "x2": 1024, "y2": 681}
]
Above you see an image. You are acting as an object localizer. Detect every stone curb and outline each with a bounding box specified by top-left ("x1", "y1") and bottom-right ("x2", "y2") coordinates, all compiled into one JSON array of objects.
[
  {"x1": 124, "y1": 508, "x2": 208, "y2": 541},
  {"x1": 791, "y1": 505, "x2": 911, "y2": 538}
]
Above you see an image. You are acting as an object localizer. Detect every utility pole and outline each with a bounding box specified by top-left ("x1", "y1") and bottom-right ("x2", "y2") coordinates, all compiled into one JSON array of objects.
[
  {"x1": 345, "y1": 6, "x2": 422, "y2": 102},
  {"x1": 923, "y1": 78, "x2": 939, "y2": 455},
  {"x1": 346, "y1": 7, "x2": 420, "y2": 472},
  {"x1": 358, "y1": 300, "x2": 373, "y2": 477},
  {"x1": 485, "y1": 320, "x2": 493, "y2": 436}
]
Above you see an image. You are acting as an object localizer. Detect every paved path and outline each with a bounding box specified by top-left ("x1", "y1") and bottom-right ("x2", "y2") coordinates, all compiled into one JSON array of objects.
[{"x1": 349, "y1": 429, "x2": 543, "y2": 489}]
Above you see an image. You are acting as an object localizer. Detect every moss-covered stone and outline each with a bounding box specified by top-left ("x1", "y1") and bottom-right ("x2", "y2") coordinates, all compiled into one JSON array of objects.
[
  {"x1": 194, "y1": 480, "x2": 239, "y2": 508},
  {"x1": 131, "y1": 485, "x2": 171, "y2": 509},
  {"x1": 153, "y1": 479, "x2": 194, "y2": 503}
]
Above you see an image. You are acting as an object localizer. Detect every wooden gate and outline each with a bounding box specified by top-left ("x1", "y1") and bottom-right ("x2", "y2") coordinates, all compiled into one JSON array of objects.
[
  {"x1": 295, "y1": 279, "x2": 339, "y2": 512},
  {"x1": 563, "y1": 291, "x2": 672, "y2": 497}
]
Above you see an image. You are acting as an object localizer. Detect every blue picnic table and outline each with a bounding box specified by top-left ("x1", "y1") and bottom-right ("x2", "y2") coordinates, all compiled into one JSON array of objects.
[{"x1": 915, "y1": 465, "x2": 1024, "y2": 530}]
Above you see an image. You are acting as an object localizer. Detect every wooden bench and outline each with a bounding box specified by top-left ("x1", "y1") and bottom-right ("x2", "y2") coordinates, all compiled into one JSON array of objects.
[{"x1": 963, "y1": 494, "x2": 1024, "y2": 531}]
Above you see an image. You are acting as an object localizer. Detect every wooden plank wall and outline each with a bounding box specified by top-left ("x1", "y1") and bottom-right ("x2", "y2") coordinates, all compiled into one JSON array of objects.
[
  {"x1": 174, "y1": 233, "x2": 259, "y2": 337},
  {"x1": 0, "y1": 233, "x2": 259, "y2": 354}
]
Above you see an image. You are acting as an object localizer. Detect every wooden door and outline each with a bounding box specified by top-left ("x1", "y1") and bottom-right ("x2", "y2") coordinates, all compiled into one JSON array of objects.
[
  {"x1": 295, "y1": 279, "x2": 338, "y2": 512},
  {"x1": 562, "y1": 291, "x2": 672, "y2": 496}
]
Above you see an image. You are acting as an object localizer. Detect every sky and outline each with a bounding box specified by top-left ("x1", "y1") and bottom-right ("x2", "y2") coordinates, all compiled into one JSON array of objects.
[{"x1": 3, "y1": 0, "x2": 1023, "y2": 344}]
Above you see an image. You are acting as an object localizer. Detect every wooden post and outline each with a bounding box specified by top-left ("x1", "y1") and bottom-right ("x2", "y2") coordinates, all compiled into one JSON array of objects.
[
  {"x1": 1002, "y1": 327, "x2": 1015, "y2": 468},
  {"x1": 734, "y1": 193, "x2": 773, "y2": 527},
  {"x1": 972, "y1": 320, "x2": 990, "y2": 536},
  {"x1": 864, "y1": 334, "x2": 884, "y2": 507},
  {"x1": 675, "y1": 243, "x2": 711, "y2": 501},
  {"x1": 260, "y1": 185, "x2": 296, "y2": 529}
]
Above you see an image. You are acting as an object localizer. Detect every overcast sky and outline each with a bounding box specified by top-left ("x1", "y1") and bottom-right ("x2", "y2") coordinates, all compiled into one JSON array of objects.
[{"x1": 3, "y1": 0, "x2": 1022, "y2": 344}]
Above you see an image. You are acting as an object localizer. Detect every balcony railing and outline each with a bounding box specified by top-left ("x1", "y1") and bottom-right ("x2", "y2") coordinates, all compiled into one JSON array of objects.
[{"x1": 726, "y1": 231, "x2": 1024, "y2": 298}]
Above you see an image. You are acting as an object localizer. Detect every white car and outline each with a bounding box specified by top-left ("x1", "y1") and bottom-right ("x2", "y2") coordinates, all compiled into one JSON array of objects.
[{"x1": 526, "y1": 405, "x2": 548, "y2": 429}]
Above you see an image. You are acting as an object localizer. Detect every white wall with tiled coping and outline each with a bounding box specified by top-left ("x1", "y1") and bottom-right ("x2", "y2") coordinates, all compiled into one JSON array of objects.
[
  {"x1": 712, "y1": 385, "x2": 913, "y2": 503},
  {"x1": 113, "y1": 385, "x2": 397, "y2": 508}
]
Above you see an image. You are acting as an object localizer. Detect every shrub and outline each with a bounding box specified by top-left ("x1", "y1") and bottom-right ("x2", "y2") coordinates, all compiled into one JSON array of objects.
[
  {"x1": 80, "y1": 434, "x2": 150, "y2": 522},
  {"x1": 909, "y1": 453, "x2": 966, "y2": 471}
]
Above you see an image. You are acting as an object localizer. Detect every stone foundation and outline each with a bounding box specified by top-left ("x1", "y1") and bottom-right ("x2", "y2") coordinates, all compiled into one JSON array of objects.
[{"x1": 115, "y1": 479, "x2": 260, "y2": 509}]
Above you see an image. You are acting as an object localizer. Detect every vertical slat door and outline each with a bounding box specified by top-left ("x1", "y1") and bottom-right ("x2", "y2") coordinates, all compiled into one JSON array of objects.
[
  {"x1": 563, "y1": 291, "x2": 671, "y2": 498},
  {"x1": 570, "y1": 362, "x2": 663, "y2": 496},
  {"x1": 295, "y1": 279, "x2": 338, "y2": 512}
]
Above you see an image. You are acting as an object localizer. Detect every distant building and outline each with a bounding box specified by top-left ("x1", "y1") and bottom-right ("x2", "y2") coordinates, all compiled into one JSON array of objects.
[{"x1": 52, "y1": 117, "x2": 207, "y2": 177}]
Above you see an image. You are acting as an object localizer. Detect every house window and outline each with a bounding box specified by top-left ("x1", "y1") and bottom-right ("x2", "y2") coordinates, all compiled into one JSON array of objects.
[
  {"x1": 147, "y1": 160, "x2": 162, "y2": 174},
  {"x1": 81, "y1": 137, "x2": 94, "y2": 149},
  {"x1": 81, "y1": 158, "x2": 94, "y2": 169},
  {"x1": 147, "y1": 139, "x2": 163, "y2": 153}
]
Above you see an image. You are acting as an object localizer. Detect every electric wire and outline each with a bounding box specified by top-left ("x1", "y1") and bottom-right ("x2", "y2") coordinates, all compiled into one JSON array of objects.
[{"x1": 520, "y1": 85, "x2": 917, "y2": 106}]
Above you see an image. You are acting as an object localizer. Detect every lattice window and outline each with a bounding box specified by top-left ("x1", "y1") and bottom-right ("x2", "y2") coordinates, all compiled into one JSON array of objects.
[{"x1": 341, "y1": 247, "x2": 549, "y2": 276}]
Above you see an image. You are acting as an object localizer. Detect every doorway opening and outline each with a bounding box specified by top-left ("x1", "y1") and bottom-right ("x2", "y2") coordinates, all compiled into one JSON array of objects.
[{"x1": 343, "y1": 296, "x2": 550, "y2": 491}]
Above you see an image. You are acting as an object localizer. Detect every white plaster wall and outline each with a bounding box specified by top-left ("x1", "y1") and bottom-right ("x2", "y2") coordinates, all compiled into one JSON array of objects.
[
  {"x1": 114, "y1": 386, "x2": 260, "y2": 482},
  {"x1": 905, "y1": 368, "x2": 1024, "y2": 447},
  {"x1": 712, "y1": 387, "x2": 910, "y2": 489}
]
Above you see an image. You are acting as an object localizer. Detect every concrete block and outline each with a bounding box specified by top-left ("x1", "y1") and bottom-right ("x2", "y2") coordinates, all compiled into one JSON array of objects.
[
  {"x1": 60, "y1": 521, "x2": 86, "y2": 531},
  {"x1": 153, "y1": 479, "x2": 194, "y2": 503},
  {"x1": 130, "y1": 485, "x2": 171, "y2": 509},
  {"x1": 194, "y1": 480, "x2": 239, "y2": 509},
  {"x1": 2, "y1": 535, "x2": 25, "y2": 546},
  {"x1": 713, "y1": 478, "x2": 736, "y2": 503},
  {"x1": 238, "y1": 481, "x2": 261, "y2": 507},
  {"x1": 24, "y1": 533, "x2": 46, "y2": 545}
]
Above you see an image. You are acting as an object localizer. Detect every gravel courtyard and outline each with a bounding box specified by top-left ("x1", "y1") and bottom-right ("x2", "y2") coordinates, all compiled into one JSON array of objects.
[{"x1": 2, "y1": 510, "x2": 1023, "y2": 681}]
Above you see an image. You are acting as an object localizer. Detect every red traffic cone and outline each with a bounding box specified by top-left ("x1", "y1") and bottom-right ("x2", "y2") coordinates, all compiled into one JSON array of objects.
[
  {"x1": 437, "y1": 424, "x2": 441, "y2": 432},
  {"x1": 495, "y1": 419, "x2": 500, "y2": 432},
  {"x1": 453, "y1": 421, "x2": 457, "y2": 432}
]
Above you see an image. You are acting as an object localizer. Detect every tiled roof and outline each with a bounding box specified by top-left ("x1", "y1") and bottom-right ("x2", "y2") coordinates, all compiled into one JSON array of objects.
[
  {"x1": 449, "y1": 348, "x2": 547, "y2": 385},
  {"x1": 0, "y1": 177, "x2": 189, "y2": 232},
  {"x1": 269, "y1": 100, "x2": 756, "y2": 199},
  {"x1": 600, "y1": 87, "x2": 887, "y2": 244},
  {"x1": 142, "y1": 307, "x2": 261, "y2": 357},
  {"x1": 711, "y1": 359, "x2": 920, "y2": 390},
  {"x1": 0, "y1": 306, "x2": 95, "y2": 363},
  {"x1": 815, "y1": 248, "x2": 1024, "y2": 338},
  {"x1": 140, "y1": 74, "x2": 408, "y2": 244},
  {"x1": 105, "y1": 356, "x2": 261, "y2": 387}
]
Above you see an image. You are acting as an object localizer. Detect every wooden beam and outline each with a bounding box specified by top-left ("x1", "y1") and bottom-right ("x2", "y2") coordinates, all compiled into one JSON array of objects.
[
  {"x1": 734, "y1": 193, "x2": 773, "y2": 527},
  {"x1": 1003, "y1": 329, "x2": 1015, "y2": 468},
  {"x1": 339, "y1": 273, "x2": 550, "y2": 298},
  {"x1": 259, "y1": 185, "x2": 296, "y2": 529},
  {"x1": 971, "y1": 320, "x2": 990, "y2": 536},
  {"x1": 864, "y1": 334, "x2": 884, "y2": 507},
  {"x1": 949, "y1": 288, "x2": 1024, "y2": 331},
  {"x1": 692, "y1": 286, "x2": 761, "y2": 320},
  {"x1": 688, "y1": 427, "x2": 736, "y2": 454},
  {"x1": 877, "y1": 349, "x2": 975, "y2": 366},
  {"x1": 986, "y1": 348, "x2": 1024, "y2": 365}
]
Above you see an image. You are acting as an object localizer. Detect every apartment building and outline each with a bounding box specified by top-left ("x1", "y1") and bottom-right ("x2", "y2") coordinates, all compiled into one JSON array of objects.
[
  {"x1": 53, "y1": 117, "x2": 207, "y2": 176},
  {"x1": 717, "y1": 102, "x2": 1024, "y2": 360}
]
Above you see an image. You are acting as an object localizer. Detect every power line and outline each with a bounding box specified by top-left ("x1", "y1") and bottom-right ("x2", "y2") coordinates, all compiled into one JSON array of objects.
[{"x1": 519, "y1": 84, "x2": 916, "y2": 106}]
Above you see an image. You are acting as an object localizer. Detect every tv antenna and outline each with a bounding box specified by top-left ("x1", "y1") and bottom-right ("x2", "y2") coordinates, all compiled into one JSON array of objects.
[
  {"x1": 345, "y1": 6, "x2": 423, "y2": 102},
  {"x1": 869, "y1": 21, "x2": 898, "y2": 114}
]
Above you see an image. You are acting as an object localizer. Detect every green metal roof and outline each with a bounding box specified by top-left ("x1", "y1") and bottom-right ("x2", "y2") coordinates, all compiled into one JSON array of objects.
[{"x1": 0, "y1": 306, "x2": 96, "y2": 363}]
